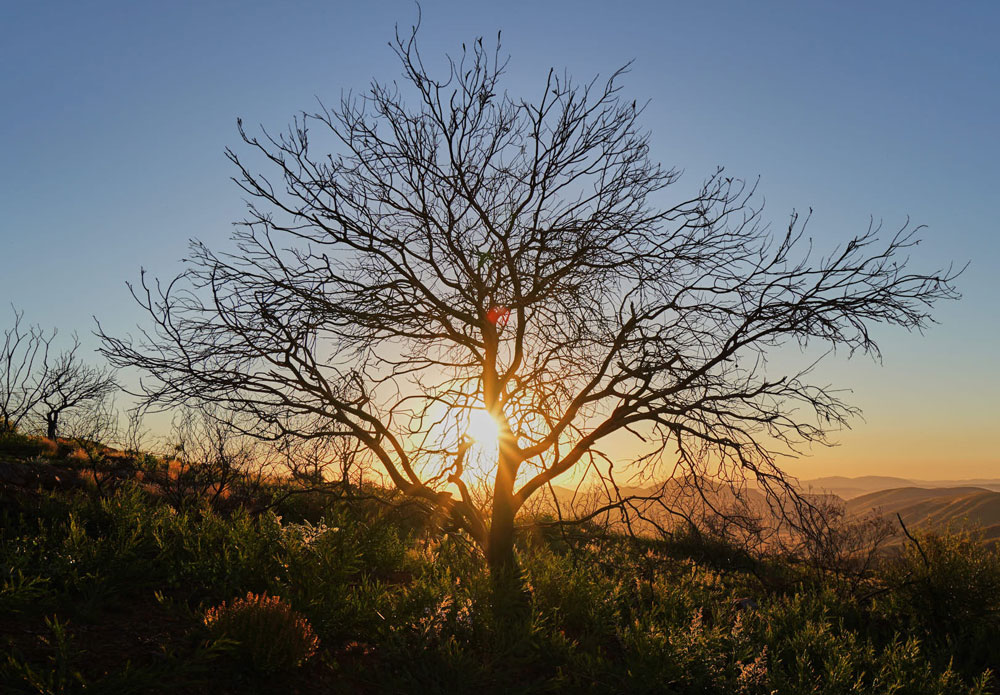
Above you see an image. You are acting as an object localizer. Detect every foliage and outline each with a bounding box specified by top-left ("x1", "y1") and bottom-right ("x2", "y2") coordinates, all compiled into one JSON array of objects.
[
  {"x1": 0, "y1": 472, "x2": 995, "y2": 694},
  {"x1": 202, "y1": 592, "x2": 320, "y2": 673},
  {"x1": 874, "y1": 527, "x2": 1000, "y2": 676},
  {"x1": 1, "y1": 616, "x2": 84, "y2": 695},
  {"x1": 0, "y1": 431, "x2": 55, "y2": 459}
]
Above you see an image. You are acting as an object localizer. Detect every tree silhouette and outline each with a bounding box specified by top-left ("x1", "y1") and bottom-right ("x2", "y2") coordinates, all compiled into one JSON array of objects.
[
  {"x1": 99, "y1": 25, "x2": 960, "y2": 576},
  {"x1": 37, "y1": 337, "x2": 117, "y2": 439},
  {"x1": 0, "y1": 307, "x2": 53, "y2": 433}
]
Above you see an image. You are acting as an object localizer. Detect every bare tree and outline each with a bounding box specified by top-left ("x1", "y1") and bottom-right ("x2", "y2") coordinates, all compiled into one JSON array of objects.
[
  {"x1": 162, "y1": 406, "x2": 278, "y2": 507},
  {"x1": 37, "y1": 337, "x2": 117, "y2": 439},
  {"x1": 0, "y1": 307, "x2": 54, "y2": 433},
  {"x1": 99, "y1": 25, "x2": 961, "y2": 577},
  {"x1": 62, "y1": 394, "x2": 120, "y2": 496},
  {"x1": 120, "y1": 404, "x2": 150, "y2": 461},
  {"x1": 782, "y1": 495, "x2": 895, "y2": 595},
  {"x1": 274, "y1": 424, "x2": 372, "y2": 489}
]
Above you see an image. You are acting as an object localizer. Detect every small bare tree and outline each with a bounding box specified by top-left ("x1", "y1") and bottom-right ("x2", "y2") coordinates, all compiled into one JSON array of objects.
[
  {"x1": 99, "y1": 25, "x2": 961, "y2": 578},
  {"x1": 62, "y1": 394, "x2": 120, "y2": 496},
  {"x1": 0, "y1": 307, "x2": 54, "y2": 433},
  {"x1": 782, "y1": 495, "x2": 896, "y2": 595},
  {"x1": 37, "y1": 337, "x2": 117, "y2": 439},
  {"x1": 163, "y1": 406, "x2": 276, "y2": 506},
  {"x1": 275, "y1": 425, "x2": 371, "y2": 489},
  {"x1": 120, "y1": 405, "x2": 151, "y2": 462}
]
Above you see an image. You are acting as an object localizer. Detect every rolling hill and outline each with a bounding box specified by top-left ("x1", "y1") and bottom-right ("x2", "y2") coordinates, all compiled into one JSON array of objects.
[
  {"x1": 846, "y1": 486, "x2": 1000, "y2": 541},
  {"x1": 798, "y1": 476, "x2": 1000, "y2": 500},
  {"x1": 547, "y1": 476, "x2": 1000, "y2": 542}
]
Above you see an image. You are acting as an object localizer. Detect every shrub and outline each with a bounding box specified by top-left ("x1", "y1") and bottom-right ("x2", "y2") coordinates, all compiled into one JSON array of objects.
[
  {"x1": 55, "y1": 439, "x2": 80, "y2": 458},
  {"x1": 203, "y1": 592, "x2": 320, "y2": 672},
  {"x1": 523, "y1": 544, "x2": 623, "y2": 650},
  {"x1": 875, "y1": 528, "x2": 1000, "y2": 676},
  {"x1": 0, "y1": 431, "x2": 55, "y2": 459}
]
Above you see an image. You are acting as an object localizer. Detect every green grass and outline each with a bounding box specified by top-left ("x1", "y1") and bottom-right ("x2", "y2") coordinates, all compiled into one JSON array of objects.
[{"x1": 0, "y1": 476, "x2": 995, "y2": 694}]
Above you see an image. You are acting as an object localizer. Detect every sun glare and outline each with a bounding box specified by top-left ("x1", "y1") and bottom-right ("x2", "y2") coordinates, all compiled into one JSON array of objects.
[{"x1": 467, "y1": 408, "x2": 501, "y2": 451}]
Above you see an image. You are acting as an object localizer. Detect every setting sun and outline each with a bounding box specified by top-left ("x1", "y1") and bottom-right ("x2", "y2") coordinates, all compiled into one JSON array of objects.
[{"x1": 467, "y1": 408, "x2": 501, "y2": 451}]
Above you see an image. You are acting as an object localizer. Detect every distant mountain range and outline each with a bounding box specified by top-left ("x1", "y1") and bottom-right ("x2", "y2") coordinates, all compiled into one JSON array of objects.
[
  {"x1": 794, "y1": 476, "x2": 1000, "y2": 540},
  {"x1": 797, "y1": 476, "x2": 1000, "y2": 500},
  {"x1": 842, "y1": 486, "x2": 1000, "y2": 542},
  {"x1": 547, "y1": 476, "x2": 1000, "y2": 541}
]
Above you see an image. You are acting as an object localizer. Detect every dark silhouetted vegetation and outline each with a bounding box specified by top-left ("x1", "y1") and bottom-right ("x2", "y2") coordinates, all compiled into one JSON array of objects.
[{"x1": 0, "y1": 445, "x2": 995, "y2": 694}]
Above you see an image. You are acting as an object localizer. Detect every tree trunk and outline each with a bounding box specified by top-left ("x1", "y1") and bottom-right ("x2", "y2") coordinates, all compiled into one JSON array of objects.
[
  {"x1": 487, "y1": 510, "x2": 529, "y2": 627},
  {"x1": 486, "y1": 451, "x2": 531, "y2": 627},
  {"x1": 487, "y1": 447, "x2": 518, "y2": 573},
  {"x1": 486, "y1": 492, "x2": 516, "y2": 573},
  {"x1": 46, "y1": 411, "x2": 58, "y2": 440}
]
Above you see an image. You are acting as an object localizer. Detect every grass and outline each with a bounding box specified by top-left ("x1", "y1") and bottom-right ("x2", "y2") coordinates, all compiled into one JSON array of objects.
[
  {"x1": 0, "y1": 431, "x2": 57, "y2": 460},
  {"x1": 0, "y1": 463, "x2": 996, "y2": 693}
]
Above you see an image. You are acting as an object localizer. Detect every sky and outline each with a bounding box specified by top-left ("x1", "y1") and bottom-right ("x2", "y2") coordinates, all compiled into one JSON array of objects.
[{"x1": 1, "y1": 1, "x2": 997, "y2": 481}]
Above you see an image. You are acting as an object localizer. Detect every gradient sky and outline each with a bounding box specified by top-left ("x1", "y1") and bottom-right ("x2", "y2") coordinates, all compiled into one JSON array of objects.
[{"x1": 1, "y1": 1, "x2": 997, "y2": 480}]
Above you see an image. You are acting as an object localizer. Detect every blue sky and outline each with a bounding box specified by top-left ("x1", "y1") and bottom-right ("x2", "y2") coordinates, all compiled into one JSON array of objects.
[{"x1": 1, "y1": 1, "x2": 997, "y2": 478}]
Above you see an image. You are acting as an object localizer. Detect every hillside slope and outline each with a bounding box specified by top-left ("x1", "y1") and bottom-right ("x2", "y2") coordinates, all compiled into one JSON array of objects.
[
  {"x1": 847, "y1": 486, "x2": 1000, "y2": 540},
  {"x1": 799, "y1": 476, "x2": 1000, "y2": 500}
]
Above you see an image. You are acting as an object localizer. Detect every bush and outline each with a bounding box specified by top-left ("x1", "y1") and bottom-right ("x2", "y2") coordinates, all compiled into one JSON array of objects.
[
  {"x1": 55, "y1": 439, "x2": 81, "y2": 459},
  {"x1": 203, "y1": 591, "x2": 320, "y2": 673},
  {"x1": 523, "y1": 543, "x2": 623, "y2": 650},
  {"x1": 0, "y1": 431, "x2": 55, "y2": 459},
  {"x1": 875, "y1": 528, "x2": 1000, "y2": 676}
]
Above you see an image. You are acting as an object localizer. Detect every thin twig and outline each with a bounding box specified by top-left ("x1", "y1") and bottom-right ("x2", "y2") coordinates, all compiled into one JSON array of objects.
[{"x1": 896, "y1": 512, "x2": 930, "y2": 569}]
